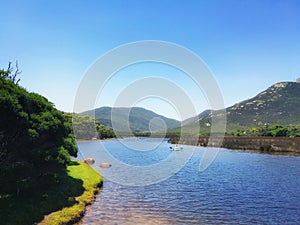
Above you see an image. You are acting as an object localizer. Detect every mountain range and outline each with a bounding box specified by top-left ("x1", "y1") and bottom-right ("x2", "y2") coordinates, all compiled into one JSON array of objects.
[
  {"x1": 81, "y1": 81, "x2": 300, "y2": 133},
  {"x1": 81, "y1": 106, "x2": 181, "y2": 133}
]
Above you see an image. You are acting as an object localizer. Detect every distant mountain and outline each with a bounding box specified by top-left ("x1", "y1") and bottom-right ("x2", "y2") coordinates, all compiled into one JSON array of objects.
[
  {"x1": 226, "y1": 81, "x2": 300, "y2": 126},
  {"x1": 182, "y1": 109, "x2": 212, "y2": 126},
  {"x1": 81, "y1": 106, "x2": 181, "y2": 132},
  {"x1": 183, "y1": 81, "x2": 300, "y2": 133},
  {"x1": 81, "y1": 81, "x2": 300, "y2": 135}
]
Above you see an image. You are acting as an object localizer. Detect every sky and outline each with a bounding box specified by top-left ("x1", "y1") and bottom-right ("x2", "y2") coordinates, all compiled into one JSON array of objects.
[{"x1": 1, "y1": 0, "x2": 300, "y2": 120}]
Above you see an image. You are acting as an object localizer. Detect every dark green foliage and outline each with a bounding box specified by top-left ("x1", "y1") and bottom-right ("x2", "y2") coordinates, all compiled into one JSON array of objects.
[
  {"x1": 68, "y1": 113, "x2": 98, "y2": 140},
  {"x1": 0, "y1": 66, "x2": 77, "y2": 195},
  {"x1": 133, "y1": 131, "x2": 151, "y2": 137},
  {"x1": 231, "y1": 124, "x2": 300, "y2": 137},
  {"x1": 66, "y1": 113, "x2": 116, "y2": 140},
  {"x1": 0, "y1": 162, "x2": 84, "y2": 225},
  {"x1": 96, "y1": 122, "x2": 116, "y2": 139}
]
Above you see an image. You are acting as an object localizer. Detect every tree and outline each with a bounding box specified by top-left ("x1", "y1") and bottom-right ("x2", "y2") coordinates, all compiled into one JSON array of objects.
[
  {"x1": 0, "y1": 64, "x2": 77, "y2": 194},
  {"x1": 69, "y1": 113, "x2": 116, "y2": 140},
  {"x1": 95, "y1": 122, "x2": 116, "y2": 139},
  {"x1": 269, "y1": 124, "x2": 288, "y2": 137}
]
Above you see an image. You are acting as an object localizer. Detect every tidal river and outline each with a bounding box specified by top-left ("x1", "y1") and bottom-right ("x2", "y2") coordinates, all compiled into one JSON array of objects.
[{"x1": 76, "y1": 139, "x2": 300, "y2": 225}]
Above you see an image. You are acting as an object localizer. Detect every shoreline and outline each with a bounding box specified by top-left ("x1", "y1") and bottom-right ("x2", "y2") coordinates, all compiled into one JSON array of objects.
[
  {"x1": 76, "y1": 139, "x2": 99, "y2": 143},
  {"x1": 38, "y1": 161, "x2": 103, "y2": 225},
  {"x1": 169, "y1": 136, "x2": 300, "y2": 154},
  {"x1": 76, "y1": 138, "x2": 116, "y2": 143}
]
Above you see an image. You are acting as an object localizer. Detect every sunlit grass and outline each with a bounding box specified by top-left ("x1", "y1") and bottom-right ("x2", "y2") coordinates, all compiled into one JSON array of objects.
[
  {"x1": 38, "y1": 161, "x2": 102, "y2": 225},
  {"x1": 0, "y1": 160, "x2": 102, "y2": 225}
]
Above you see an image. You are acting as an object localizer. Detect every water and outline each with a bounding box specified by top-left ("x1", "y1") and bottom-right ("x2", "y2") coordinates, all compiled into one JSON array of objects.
[{"x1": 77, "y1": 139, "x2": 300, "y2": 224}]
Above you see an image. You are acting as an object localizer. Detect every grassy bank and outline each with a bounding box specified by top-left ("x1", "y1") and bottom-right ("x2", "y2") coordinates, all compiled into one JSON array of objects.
[{"x1": 0, "y1": 161, "x2": 102, "y2": 225}]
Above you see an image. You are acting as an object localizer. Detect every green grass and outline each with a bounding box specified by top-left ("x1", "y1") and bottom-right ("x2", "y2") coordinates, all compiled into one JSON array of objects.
[
  {"x1": 39, "y1": 161, "x2": 102, "y2": 225},
  {"x1": 0, "y1": 161, "x2": 102, "y2": 225}
]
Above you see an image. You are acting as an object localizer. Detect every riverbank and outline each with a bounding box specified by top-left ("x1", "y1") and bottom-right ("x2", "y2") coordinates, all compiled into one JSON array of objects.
[
  {"x1": 169, "y1": 136, "x2": 300, "y2": 153},
  {"x1": 38, "y1": 161, "x2": 102, "y2": 225},
  {"x1": 76, "y1": 138, "x2": 117, "y2": 143},
  {"x1": 76, "y1": 139, "x2": 99, "y2": 143},
  {"x1": 0, "y1": 160, "x2": 102, "y2": 225}
]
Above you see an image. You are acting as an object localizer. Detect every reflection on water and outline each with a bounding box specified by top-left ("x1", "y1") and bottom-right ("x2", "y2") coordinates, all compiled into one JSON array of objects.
[{"x1": 77, "y1": 139, "x2": 300, "y2": 225}]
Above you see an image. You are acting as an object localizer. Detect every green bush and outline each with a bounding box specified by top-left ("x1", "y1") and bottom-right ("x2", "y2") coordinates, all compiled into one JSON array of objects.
[{"x1": 0, "y1": 67, "x2": 77, "y2": 195}]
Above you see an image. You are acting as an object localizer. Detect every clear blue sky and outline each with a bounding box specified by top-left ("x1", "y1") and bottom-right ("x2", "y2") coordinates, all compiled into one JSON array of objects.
[{"x1": 1, "y1": 0, "x2": 300, "y2": 120}]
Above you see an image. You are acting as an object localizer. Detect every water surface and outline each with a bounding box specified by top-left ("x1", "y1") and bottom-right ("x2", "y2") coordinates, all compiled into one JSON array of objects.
[{"x1": 77, "y1": 139, "x2": 300, "y2": 224}]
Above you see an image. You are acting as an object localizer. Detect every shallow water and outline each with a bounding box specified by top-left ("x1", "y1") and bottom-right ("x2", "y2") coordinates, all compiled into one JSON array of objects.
[{"x1": 77, "y1": 139, "x2": 300, "y2": 224}]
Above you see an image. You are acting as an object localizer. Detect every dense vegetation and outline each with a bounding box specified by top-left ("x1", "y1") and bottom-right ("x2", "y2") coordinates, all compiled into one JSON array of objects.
[
  {"x1": 0, "y1": 64, "x2": 102, "y2": 224},
  {"x1": 0, "y1": 65, "x2": 77, "y2": 195},
  {"x1": 67, "y1": 113, "x2": 116, "y2": 140},
  {"x1": 231, "y1": 124, "x2": 300, "y2": 137},
  {"x1": 165, "y1": 124, "x2": 300, "y2": 138}
]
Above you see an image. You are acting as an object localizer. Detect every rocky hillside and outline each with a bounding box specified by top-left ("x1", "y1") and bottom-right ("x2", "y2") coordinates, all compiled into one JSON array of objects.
[
  {"x1": 184, "y1": 81, "x2": 300, "y2": 131},
  {"x1": 226, "y1": 81, "x2": 300, "y2": 126}
]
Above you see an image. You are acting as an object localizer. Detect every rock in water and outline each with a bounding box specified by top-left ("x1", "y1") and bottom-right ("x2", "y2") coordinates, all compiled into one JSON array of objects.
[
  {"x1": 100, "y1": 162, "x2": 111, "y2": 168},
  {"x1": 84, "y1": 158, "x2": 95, "y2": 165}
]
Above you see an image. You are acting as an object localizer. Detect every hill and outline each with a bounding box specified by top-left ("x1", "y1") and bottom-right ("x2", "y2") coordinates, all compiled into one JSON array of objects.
[
  {"x1": 181, "y1": 81, "x2": 300, "y2": 134},
  {"x1": 81, "y1": 106, "x2": 181, "y2": 133},
  {"x1": 65, "y1": 113, "x2": 116, "y2": 140},
  {"x1": 225, "y1": 81, "x2": 300, "y2": 126}
]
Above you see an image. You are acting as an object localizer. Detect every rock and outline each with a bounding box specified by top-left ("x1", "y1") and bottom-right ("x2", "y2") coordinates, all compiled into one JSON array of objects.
[
  {"x1": 100, "y1": 162, "x2": 111, "y2": 168},
  {"x1": 84, "y1": 158, "x2": 95, "y2": 165}
]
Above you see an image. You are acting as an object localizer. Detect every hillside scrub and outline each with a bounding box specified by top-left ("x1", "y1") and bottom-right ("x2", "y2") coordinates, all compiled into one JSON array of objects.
[
  {"x1": 0, "y1": 65, "x2": 78, "y2": 195},
  {"x1": 231, "y1": 124, "x2": 300, "y2": 137},
  {"x1": 67, "y1": 113, "x2": 116, "y2": 140},
  {"x1": 0, "y1": 64, "x2": 103, "y2": 225}
]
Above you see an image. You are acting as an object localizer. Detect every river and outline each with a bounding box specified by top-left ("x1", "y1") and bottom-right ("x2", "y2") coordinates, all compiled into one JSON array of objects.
[{"x1": 76, "y1": 139, "x2": 300, "y2": 224}]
